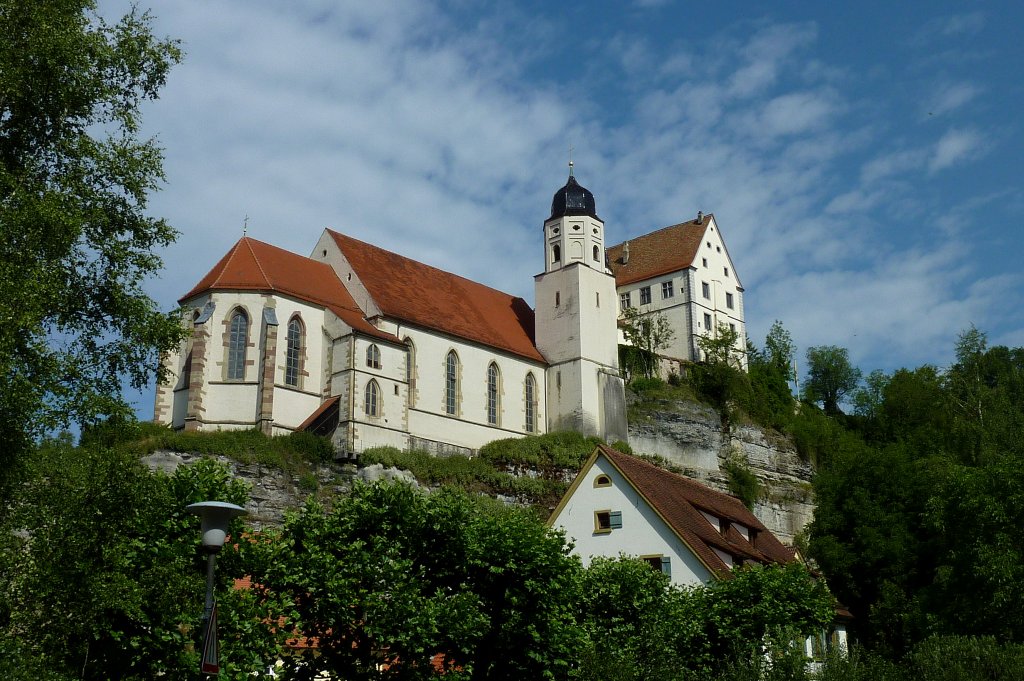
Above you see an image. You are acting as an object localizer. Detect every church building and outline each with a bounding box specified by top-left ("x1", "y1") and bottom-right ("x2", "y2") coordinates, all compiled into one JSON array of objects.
[{"x1": 154, "y1": 169, "x2": 745, "y2": 456}]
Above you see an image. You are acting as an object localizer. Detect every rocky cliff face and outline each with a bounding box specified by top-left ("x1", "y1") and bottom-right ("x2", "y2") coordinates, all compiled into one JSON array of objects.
[
  {"x1": 628, "y1": 398, "x2": 814, "y2": 545},
  {"x1": 141, "y1": 450, "x2": 415, "y2": 530},
  {"x1": 143, "y1": 398, "x2": 814, "y2": 544}
]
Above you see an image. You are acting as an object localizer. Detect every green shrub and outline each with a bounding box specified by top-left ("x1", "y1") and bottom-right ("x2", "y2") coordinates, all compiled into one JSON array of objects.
[
  {"x1": 630, "y1": 376, "x2": 667, "y2": 393},
  {"x1": 908, "y1": 635, "x2": 1024, "y2": 680},
  {"x1": 723, "y1": 456, "x2": 762, "y2": 509},
  {"x1": 610, "y1": 440, "x2": 633, "y2": 454}
]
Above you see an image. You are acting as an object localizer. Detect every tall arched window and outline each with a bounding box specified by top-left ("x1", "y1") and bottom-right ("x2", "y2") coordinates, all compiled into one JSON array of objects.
[
  {"x1": 525, "y1": 372, "x2": 537, "y2": 433},
  {"x1": 365, "y1": 379, "x2": 380, "y2": 417},
  {"x1": 593, "y1": 244, "x2": 600, "y2": 261},
  {"x1": 227, "y1": 309, "x2": 248, "y2": 380},
  {"x1": 404, "y1": 337, "x2": 415, "y2": 407},
  {"x1": 285, "y1": 317, "x2": 303, "y2": 387},
  {"x1": 487, "y1": 363, "x2": 500, "y2": 425},
  {"x1": 445, "y1": 351, "x2": 459, "y2": 415},
  {"x1": 552, "y1": 244, "x2": 561, "y2": 263},
  {"x1": 366, "y1": 343, "x2": 381, "y2": 369}
]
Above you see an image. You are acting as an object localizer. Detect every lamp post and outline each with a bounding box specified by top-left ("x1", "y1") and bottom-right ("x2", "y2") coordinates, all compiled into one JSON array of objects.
[{"x1": 186, "y1": 501, "x2": 247, "y2": 676}]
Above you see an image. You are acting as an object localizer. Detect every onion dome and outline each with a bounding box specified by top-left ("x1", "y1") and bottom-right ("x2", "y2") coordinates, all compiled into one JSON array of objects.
[{"x1": 549, "y1": 163, "x2": 598, "y2": 220}]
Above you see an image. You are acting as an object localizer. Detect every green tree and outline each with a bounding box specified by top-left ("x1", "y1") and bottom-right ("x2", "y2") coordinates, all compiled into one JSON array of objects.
[
  {"x1": 259, "y1": 481, "x2": 584, "y2": 680},
  {"x1": 621, "y1": 306, "x2": 675, "y2": 379},
  {"x1": 0, "y1": 439, "x2": 284, "y2": 679},
  {"x1": 0, "y1": 0, "x2": 184, "y2": 492},
  {"x1": 803, "y1": 345, "x2": 862, "y2": 416},
  {"x1": 764, "y1": 320, "x2": 796, "y2": 380}
]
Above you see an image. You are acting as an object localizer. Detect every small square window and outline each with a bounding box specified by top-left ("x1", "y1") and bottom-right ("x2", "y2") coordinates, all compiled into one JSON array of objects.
[
  {"x1": 702, "y1": 282, "x2": 710, "y2": 299},
  {"x1": 703, "y1": 313, "x2": 712, "y2": 329},
  {"x1": 702, "y1": 257, "x2": 708, "y2": 268},
  {"x1": 642, "y1": 555, "x2": 672, "y2": 577},
  {"x1": 726, "y1": 292, "x2": 734, "y2": 309},
  {"x1": 620, "y1": 292, "x2": 632, "y2": 309},
  {"x1": 639, "y1": 286, "x2": 651, "y2": 305},
  {"x1": 594, "y1": 510, "x2": 622, "y2": 533},
  {"x1": 724, "y1": 267, "x2": 729, "y2": 277},
  {"x1": 661, "y1": 281, "x2": 674, "y2": 299},
  {"x1": 706, "y1": 241, "x2": 711, "y2": 248},
  {"x1": 716, "y1": 246, "x2": 721, "y2": 252}
]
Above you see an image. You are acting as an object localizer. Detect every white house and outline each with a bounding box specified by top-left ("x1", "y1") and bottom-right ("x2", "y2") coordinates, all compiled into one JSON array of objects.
[
  {"x1": 548, "y1": 444, "x2": 849, "y2": 657},
  {"x1": 607, "y1": 213, "x2": 747, "y2": 373},
  {"x1": 154, "y1": 169, "x2": 748, "y2": 456}
]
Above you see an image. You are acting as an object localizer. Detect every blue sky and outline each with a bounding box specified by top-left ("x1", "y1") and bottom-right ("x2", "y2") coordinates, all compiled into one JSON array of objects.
[{"x1": 96, "y1": 0, "x2": 1023, "y2": 418}]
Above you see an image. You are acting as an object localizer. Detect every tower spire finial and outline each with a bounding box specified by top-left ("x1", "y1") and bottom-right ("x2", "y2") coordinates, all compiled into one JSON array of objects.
[
  {"x1": 243, "y1": 213, "x2": 249, "y2": 236},
  {"x1": 568, "y1": 143, "x2": 574, "y2": 177}
]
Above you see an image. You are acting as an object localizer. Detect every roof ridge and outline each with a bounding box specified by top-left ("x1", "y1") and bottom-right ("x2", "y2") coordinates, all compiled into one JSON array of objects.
[
  {"x1": 242, "y1": 237, "x2": 274, "y2": 290},
  {"x1": 328, "y1": 229, "x2": 529, "y2": 303},
  {"x1": 607, "y1": 216, "x2": 711, "y2": 250},
  {"x1": 603, "y1": 446, "x2": 759, "y2": 521}
]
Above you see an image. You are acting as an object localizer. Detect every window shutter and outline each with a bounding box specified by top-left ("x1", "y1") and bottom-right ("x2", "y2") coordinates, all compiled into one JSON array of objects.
[
  {"x1": 609, "y1": 511, "x2": 622, "y2": 529},
  {"x1": 661, "y1": 556, "x2": 672, "y2": 577}
]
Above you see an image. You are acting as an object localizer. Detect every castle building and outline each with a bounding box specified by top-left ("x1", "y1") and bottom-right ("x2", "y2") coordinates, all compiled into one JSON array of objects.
[{"x1": 154, "y1": 171, "x2": 744, "y2": 455}]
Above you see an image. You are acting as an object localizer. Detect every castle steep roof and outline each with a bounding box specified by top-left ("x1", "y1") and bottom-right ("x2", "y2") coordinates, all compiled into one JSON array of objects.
[
  {"x1": 606, "y1": 216, "x2": 711, "y2": 288},
  {"x1": 180, "y1": 237, "x2": 396, "y2": 342},
  {"x1": 594, "y1": 445, "x2": 795, "y2": 578},
  {"x1": 327, "y1": 230, "x2": 544, "y2": 363}
]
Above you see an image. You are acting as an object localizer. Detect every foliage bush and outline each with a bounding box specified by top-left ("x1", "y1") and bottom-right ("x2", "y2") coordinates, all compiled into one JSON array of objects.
[
  {"x1": 610, "y1": 439, "x2": 633, "y2": 454},
  {"x1": 723, "y1": 456, "x2": 763, "y2": 509}
]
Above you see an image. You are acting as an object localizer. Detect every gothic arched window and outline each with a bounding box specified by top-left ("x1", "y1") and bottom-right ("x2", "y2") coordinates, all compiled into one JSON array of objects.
[
  {"x1": 366, "y1": 343, "x2": 381, "y2": 369},
  {"x1": 404, "y1": 337, "x2": 416, "y2": 407},
  {"x1": 525, "y1": 372, "x2": 537, "y2": 433},
  {"x1": 445, "y1": 351, "x2": 459, "y2": 415},
  {"x1": 593, "y1": 244, "x2": 600, "y2": 261},
  {"x1": 227, "y1": 309, "x2": 248, "y2": 380},
  {"x1": 487, "y1": 363, "x2": 500, "y2": 425},
  {"x1": 552, "y1": 244, "x2": 561, "y2": 263},
  {"x1": 285, "y1": 317, "x2": 303, "y2": 387},
  {"x1": 365, "y1": 379, "x2": 380, "y2": 417}
]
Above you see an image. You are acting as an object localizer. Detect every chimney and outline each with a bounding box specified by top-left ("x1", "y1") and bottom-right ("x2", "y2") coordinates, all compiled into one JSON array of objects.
[
  {"x1": 696, "y1": 211, "x2": 703, "y2": 223},
  {"x1": 622, "y1": 242, "x2": 630, "y2": 265}
]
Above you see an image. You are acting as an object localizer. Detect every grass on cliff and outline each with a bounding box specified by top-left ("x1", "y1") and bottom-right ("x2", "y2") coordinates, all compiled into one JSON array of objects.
[
  {"x1": 361, "y1": 431, "x2": 605, "y2": 514},
  {"x1": 85, "y1": 421, "x2": 335, "y2": 476}
]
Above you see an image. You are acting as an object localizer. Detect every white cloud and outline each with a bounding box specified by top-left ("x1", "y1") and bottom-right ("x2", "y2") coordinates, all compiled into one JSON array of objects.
[
  {"x1": 928, "y1": 81, "x2": 981, "y2": 116},
  {"x1": 930, "y1": 128, "x2": 985, "y2": 172},
  {"x1": 89, "y1": 1, "x2": 1018, "y2": 414}
]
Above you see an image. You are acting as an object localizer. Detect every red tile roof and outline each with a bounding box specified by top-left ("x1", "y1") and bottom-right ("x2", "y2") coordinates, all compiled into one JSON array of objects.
[
  {"x1": 328, "y1": 230, "x2": 544, "y2": 363},
  {"x1": 606, "y1": 216, "x2": 710, "y2": 288},
  {"x1": 596, "y1": 445, "x2": 795, "y2": 578},
  {"x1": 180, "y1": 237, "x2": 397, "y2": 343}
]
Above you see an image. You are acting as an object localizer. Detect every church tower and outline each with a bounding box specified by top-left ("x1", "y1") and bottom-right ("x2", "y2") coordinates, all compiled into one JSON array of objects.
[{"x1": 535, "y1": 164, "x2": 628, "y2": 443}]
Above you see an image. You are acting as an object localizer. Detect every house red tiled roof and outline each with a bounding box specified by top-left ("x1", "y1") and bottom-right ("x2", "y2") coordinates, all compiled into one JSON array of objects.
[
  {"x1": 606, "y1": 216, "x2": 709, "y2": 288},
  {"x1": 328, "y1": 230, "x2": 544, "y2": 363},
  {"x1": 597, "y1": 445, "x2": 794, "y2": 578},
  {"x1": 180, "y1": 237, "x2": 397, "y2": 343}
]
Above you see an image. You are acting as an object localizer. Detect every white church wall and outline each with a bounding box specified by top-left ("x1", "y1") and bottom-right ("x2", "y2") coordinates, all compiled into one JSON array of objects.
[
  {"x1": 373, "y1": 320, "x2": 547, "y2": 452},
  {"x1": 551, "y1": 455, "x2": 713, "y2": 587}
]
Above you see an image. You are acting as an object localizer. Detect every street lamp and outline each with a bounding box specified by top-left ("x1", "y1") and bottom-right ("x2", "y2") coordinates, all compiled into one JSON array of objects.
[{"x1": 186, "y1": 501, "x2": 247, "y2": 676}]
